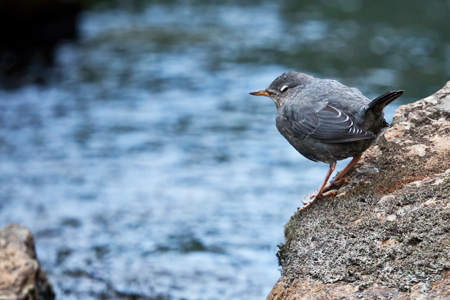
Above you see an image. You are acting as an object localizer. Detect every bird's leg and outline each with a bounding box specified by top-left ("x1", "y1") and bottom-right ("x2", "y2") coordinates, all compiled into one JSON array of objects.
[
  {"x1": 324, "y1": 156, "x2": 361, "y2": 191},
  {"x1": 304, "y1": 162, "x2": 336, "y2": 205}
]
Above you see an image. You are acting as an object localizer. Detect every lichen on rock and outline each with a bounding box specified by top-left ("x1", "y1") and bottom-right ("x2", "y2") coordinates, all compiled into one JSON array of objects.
[{"x1": 268, "y1": 82, "x2": 450, "y2": 300}]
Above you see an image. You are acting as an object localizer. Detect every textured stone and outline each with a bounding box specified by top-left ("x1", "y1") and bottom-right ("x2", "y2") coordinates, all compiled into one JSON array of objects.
[
  {"x1": 0, "y1": 223, "x2": 54, "y2": 300},
  {"x1": 268, "y1": 272, "x2": 450, "y2": 300},
  {"x1": 269, "y1": 82, "x2": 450, "y2": 299}
]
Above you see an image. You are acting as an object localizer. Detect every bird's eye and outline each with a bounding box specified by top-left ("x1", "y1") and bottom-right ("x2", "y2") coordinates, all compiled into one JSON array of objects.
[{"x1": 280, "y1": 85, "x2": 289, "y2": 93}]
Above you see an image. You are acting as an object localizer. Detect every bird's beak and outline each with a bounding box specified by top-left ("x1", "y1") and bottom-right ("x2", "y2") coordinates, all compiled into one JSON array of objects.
[{"x1": 249, "y1": 90, "x2": 270, "y2": 97}]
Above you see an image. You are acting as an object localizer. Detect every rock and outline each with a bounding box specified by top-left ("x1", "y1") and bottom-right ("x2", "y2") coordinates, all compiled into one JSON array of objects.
[
  {"x1": 0, "y1": 223, "x2": 54, "y2": 300},
  {"x1": 269, "y1": 82, "x2": 450, "y2": 299}
]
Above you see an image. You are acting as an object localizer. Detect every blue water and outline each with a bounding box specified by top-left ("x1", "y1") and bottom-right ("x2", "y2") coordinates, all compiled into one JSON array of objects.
[{"x1": 1, "y1": 2, "x2": 448, "y2": 299}]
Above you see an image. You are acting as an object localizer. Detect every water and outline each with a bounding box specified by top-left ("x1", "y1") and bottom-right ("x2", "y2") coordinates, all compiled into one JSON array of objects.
[{"x1": 1, "y1": 1, "x2": 449, "y2": 299}]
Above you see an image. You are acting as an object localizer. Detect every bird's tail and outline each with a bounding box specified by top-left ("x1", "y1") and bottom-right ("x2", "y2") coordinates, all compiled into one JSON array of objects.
[{"x1": 367, "y1": 90, "x2": 404, "y2": 113}]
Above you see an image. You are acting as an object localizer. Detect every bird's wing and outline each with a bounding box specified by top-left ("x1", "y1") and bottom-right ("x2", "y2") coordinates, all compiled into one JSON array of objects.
[{"x1": 285, "y1": 104, "x2": 376, "y2": 143}]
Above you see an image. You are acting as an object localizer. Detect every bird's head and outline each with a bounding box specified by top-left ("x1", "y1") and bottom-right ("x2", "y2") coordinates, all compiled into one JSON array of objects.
[{"x1": 250, "y1": 71, "x2": 313, "y2": 108}]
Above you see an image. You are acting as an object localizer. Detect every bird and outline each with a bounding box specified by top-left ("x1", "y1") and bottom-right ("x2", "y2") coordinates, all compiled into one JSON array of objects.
[{"x1": 250, "y1": 71, "x2": 403, "y2": 207}]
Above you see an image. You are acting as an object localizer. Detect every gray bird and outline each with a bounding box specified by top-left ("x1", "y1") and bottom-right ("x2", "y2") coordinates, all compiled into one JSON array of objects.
[{"x1": 250, "y1": 71, "x2": 403, "y2": 206}]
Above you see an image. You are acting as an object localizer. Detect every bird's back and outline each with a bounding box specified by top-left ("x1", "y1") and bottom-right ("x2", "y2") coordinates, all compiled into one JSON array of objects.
[
  {"x1": 275, "y1": 78, "x2": 387, "y2": 164},
  {"x1": 298, "y1": 78, "x2": 371, "y2": 123}
]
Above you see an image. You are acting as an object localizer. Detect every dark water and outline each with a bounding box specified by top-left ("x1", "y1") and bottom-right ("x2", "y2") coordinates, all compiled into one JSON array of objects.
[{"x1": 1, "y1": 1, "x2": 449, "y2": 299}]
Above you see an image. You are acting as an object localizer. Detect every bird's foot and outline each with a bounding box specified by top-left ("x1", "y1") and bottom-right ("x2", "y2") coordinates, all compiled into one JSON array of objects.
[
  {"x1": 304, "y1": 193, "x2": 321, "y2": 203},
  {"x1": 307, "y1": 188, "x2": 327, "y2": 200},
  {"x1": 322, "y1": 189, "x2": 338, "y2": 198},
  {"x1": 324, "y1": 177, "x2": 349, "y2": 192},
  {"x1": 301, "y1": 192, "x2": 323, "y2": 209},
  {"x1": 332, "y1": 177, "x2": 349, "y2": 186},
  {"x1": 302, "y1": 193, "x2": 319, "y2": 208},
  {"x1": 301, "y1": 197, "x2": 316, "y2": 210},
  {"x1": 307, "y1": 189, "x2": 338, "y2": 201},
  {"x1": 301, "y1": 189, "x2": 339, "y2": 210}
]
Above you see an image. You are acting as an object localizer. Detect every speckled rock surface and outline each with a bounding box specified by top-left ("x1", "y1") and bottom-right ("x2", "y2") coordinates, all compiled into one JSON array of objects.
[
  {"x1": 268, "y1": 82, "x2": 450, "y2": 299},
  {"x1": 0, "y1": 223, "x2": 54, "y2": 300}
]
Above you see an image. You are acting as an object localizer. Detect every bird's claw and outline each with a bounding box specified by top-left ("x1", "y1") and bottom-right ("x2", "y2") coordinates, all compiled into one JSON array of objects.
[
  {"x1": 332, "y1": 176, "x2": 349, "y2": 186},
  {"x1": 308, "y1": 190, "x2": 323, "y2": 200},
  {"x1": 322, "y1": 189, "x2": 338, "y2": 198},
  {"x1": 300, "y1": 198, "x2": 315, "y2": 210},
  {"x1": 300, "y1": 193, "x2": 322, "y2": 210},
  {"x1": 324, "y1": 177, "x2": 349, "y2": 191},
  {"x1": 302, "y1": 196, "x2": 317, "y2": 205},
  {"x1": 301, "y1": 189, "x2": 339, "y2": 210}
]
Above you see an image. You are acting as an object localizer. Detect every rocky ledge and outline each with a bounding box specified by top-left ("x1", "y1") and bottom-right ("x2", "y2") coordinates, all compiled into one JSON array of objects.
[
  {"x1": 0, "y1": 223, "x2": 54, "y2": 300},
  {"x1": 268, "y1": 82, "x2": 450, "y2": 299}
]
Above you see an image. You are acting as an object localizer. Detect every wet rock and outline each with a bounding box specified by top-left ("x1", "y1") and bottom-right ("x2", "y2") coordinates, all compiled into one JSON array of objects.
[
  {"x1": 0, "y1": 223, "x2": 54, "y2": 300},
  {"x1": 269, "y1": 82, "x2": 450, "y2": 299}
]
